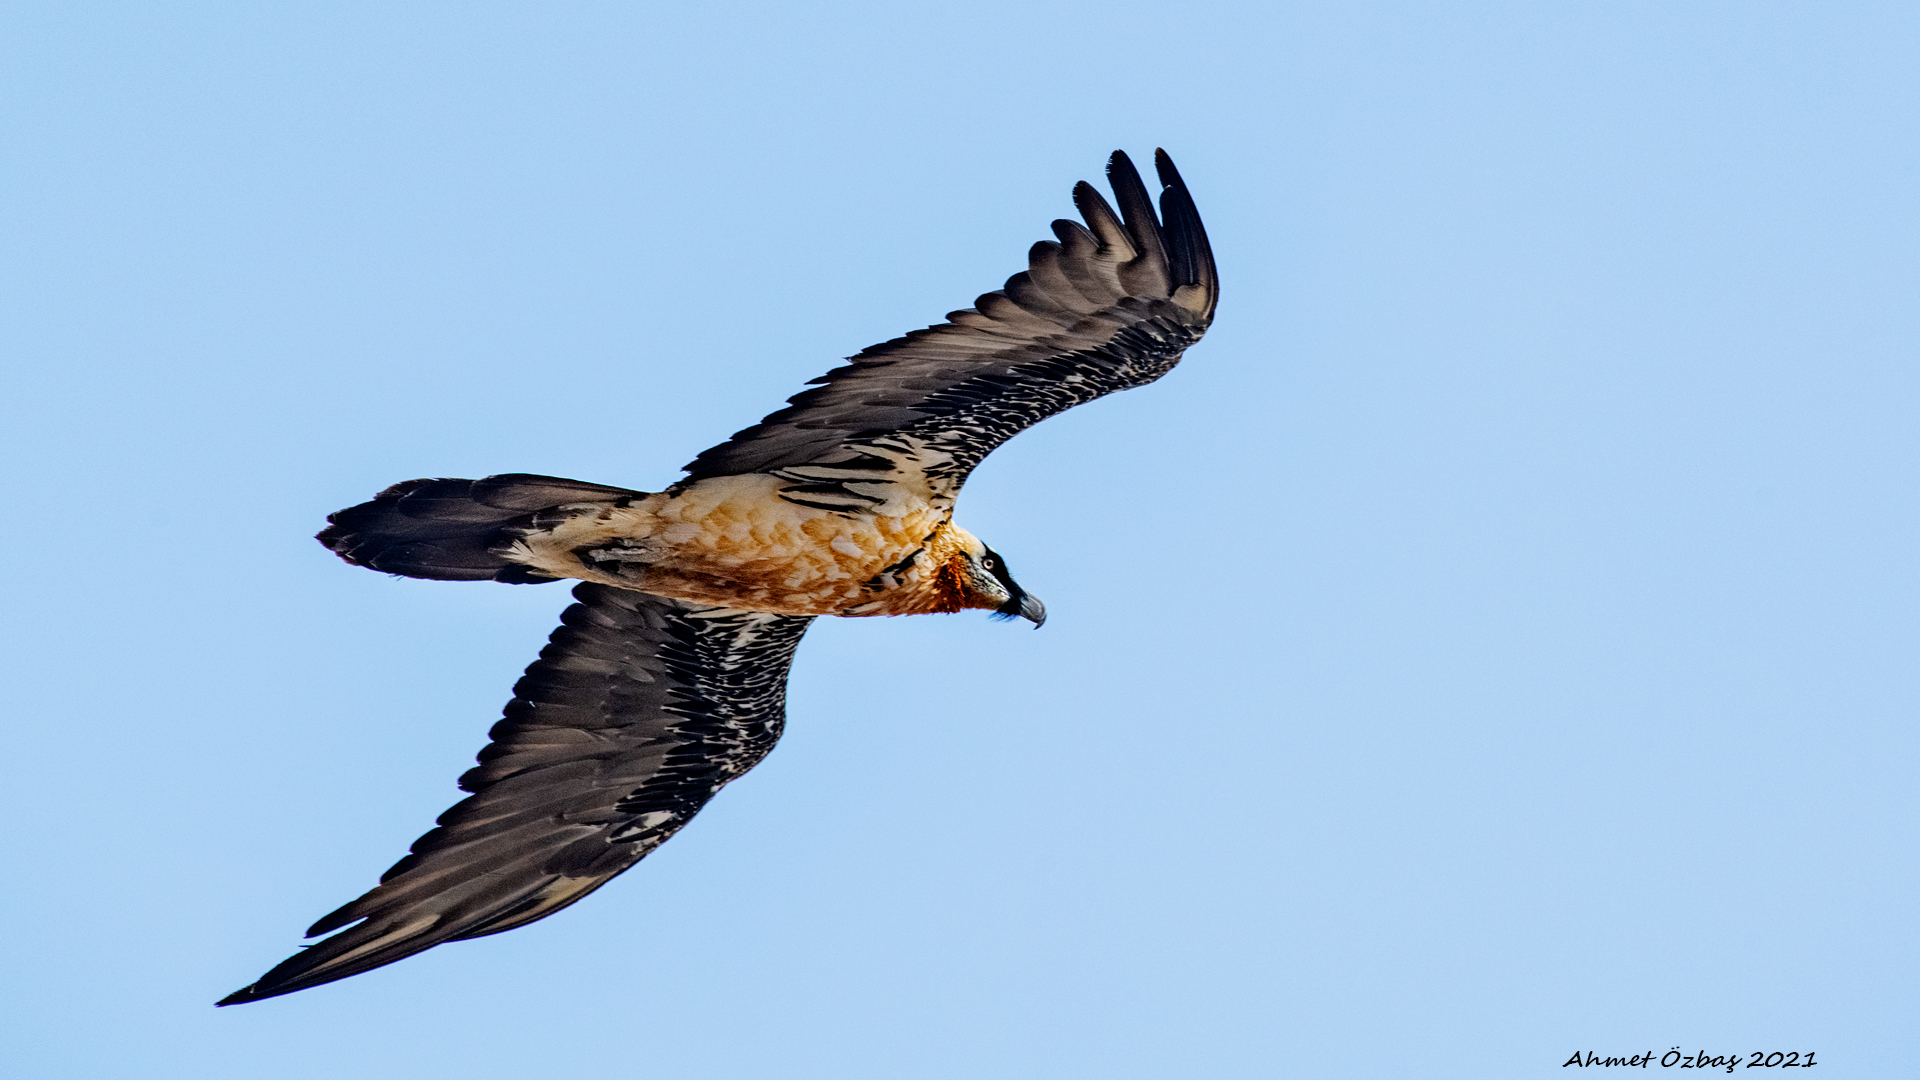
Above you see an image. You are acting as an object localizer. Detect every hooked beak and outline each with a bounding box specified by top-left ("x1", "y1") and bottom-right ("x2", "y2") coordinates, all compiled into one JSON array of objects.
[{"x1": 1016, "y1": 592, "x2": 1046, "y2": 628}]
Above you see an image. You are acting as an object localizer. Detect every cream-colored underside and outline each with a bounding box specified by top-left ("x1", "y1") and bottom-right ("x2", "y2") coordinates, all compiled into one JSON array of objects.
[{"x1": 500, "y1": 473, "x2": 979, "y2": 617}]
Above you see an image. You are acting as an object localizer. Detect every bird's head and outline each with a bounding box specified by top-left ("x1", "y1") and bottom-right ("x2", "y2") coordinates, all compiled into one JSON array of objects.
[{"x1": 942, "y1": 533, "x2": 1045, "y2": 627}]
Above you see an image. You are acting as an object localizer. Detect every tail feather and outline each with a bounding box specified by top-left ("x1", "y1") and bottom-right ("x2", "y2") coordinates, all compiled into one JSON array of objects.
[{"x1": 318, "y1": 473, "x2": 643, "y2": 583}]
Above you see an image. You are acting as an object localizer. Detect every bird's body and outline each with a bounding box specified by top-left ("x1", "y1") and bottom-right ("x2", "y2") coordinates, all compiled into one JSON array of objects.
[
  {"x1": 503, "y1": 469, "x2": 976, "y2": 617},
  {"x1": 222, "y1": 148, "x2": 1216, "y2": 1005}
]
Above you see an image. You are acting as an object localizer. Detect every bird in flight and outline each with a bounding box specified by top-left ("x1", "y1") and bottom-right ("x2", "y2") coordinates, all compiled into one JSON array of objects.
[{"x1": 221, "y1": 149, "x2": 1217, "y2": 1004}]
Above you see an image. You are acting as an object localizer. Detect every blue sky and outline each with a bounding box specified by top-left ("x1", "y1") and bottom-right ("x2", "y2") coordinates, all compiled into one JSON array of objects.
[{"x1": 3, "y1": 2, "x2": 1915, "y2": 1077}]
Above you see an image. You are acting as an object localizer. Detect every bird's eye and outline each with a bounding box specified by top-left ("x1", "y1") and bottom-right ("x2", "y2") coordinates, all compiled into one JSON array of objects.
[{"x1": 982, "y1": 557, "x2": 996, "y2": 570}]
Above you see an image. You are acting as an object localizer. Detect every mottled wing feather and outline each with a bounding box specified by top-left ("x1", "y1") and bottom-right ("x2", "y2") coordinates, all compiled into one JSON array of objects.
[
  {"x1": 219, "y1": 585, "x2": 813, "y2": 1005},
  {"x1": 680, "y1": 150, "x2": 1217, "y2": 493}
]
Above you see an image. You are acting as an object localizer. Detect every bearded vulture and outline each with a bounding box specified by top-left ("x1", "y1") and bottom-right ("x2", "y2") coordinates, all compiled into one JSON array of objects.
[{"x1": 220, "y1": 149, "x2": 1217, "y2": 1004}]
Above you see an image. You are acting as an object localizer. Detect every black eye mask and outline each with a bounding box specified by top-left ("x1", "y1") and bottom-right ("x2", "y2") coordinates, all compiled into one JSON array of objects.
[{"x1": 981, "y1": 546, "x2": 1027, "y2": 616}]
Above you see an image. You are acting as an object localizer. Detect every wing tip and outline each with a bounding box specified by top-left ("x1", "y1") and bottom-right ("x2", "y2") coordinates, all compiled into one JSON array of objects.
[
  {"x1": 214, "y1": 948, "x2": 343, "y2": 1006},
  {"x1": 1143, "y1": 148, "x2": 1217, "y2": 323},
  {"x1": 216, "y1": 967, "x2": 314, "y2": 1006},
  {"x1": 674, "y1": 147, "x2": 1216, "y2": 480},
  {"x1": 1102, "y1": 149, "x2": 1170, "y2": 288}
]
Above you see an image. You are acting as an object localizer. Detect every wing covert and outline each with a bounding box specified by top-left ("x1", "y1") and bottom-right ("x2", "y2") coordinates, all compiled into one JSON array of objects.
[
  {"x1": 219, "y1": 585, "x2": 813, "y2": 1004},
  {"x1": 680, "y1": 150, "x2": 1217, "y2": 496}
]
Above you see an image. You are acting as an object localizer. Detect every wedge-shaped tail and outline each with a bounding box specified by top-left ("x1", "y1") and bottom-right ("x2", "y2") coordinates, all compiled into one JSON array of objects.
[{"x1": 317, "y1": 474, "x2": 644, "y2": 583}]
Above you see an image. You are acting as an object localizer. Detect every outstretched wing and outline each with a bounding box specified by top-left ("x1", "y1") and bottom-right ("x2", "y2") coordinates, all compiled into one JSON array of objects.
[
  {"x1": 220, "y1": 586, "x2": 813, "y2": 1005},
  {"x1": 680, "y1": 149, "x2": 1217, "y2": 504}
]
